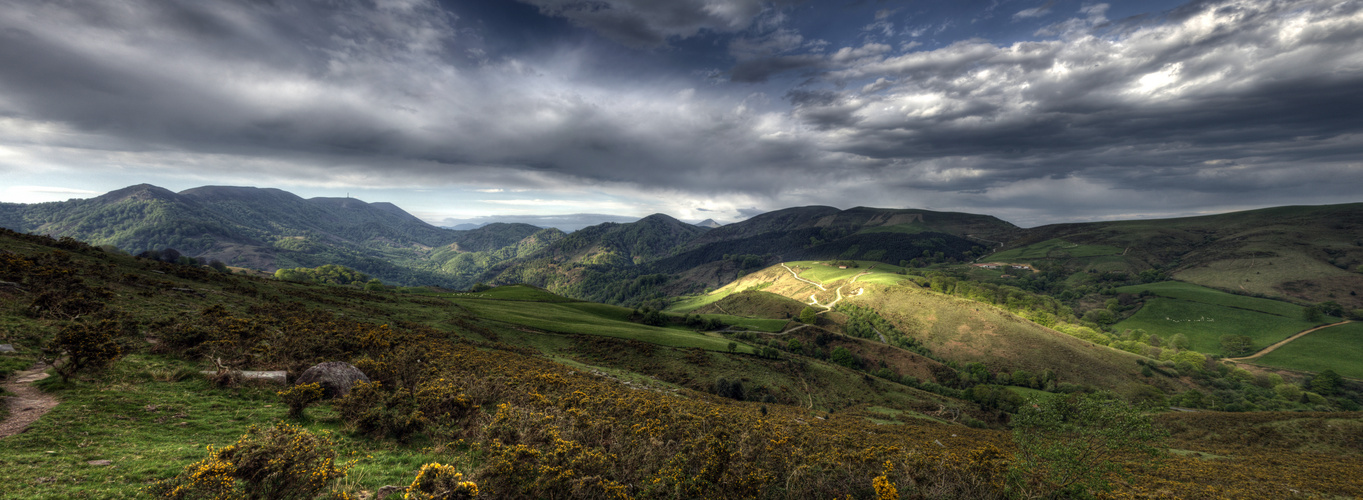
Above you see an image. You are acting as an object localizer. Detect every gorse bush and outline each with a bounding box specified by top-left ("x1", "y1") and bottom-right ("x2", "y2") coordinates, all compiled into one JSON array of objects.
[
  {"x1": 278, "y1": 383, "x2": 325, "y2": 420},
  {"x1": 46, "y1": 318, "x2": 126, "y2": 382},
  {"x1": 1010, "y1": 393, "x2": 1167, "y2": 498},
  {"x1": 406, "y1": 463, "x2": 479, "y2": 499},
  {"x1": 148, "y1": 422, "x2": 353, "y2": 500}
]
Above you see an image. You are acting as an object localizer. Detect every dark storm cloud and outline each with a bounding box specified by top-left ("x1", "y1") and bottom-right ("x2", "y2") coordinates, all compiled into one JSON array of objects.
[
  {"x1": 514, "y1": 0, "x2": 804, "y2": 48},
  {"x1": 0, "y1": 0, "x2": 827, "y2": 198},
  {"x1": 0, "y1": 0, "x2": 1360, "y2": 225},
  {"x1": 774, "y1": 0, "x2": 1363, "y2": 201}
]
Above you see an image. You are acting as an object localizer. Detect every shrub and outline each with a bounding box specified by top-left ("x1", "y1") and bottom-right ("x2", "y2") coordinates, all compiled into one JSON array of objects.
[
  {"x1": 278, "y1": 383, "x2": 325, "y2": 420},
  {"x1": 148, "y1": 422, "x2": 352, "y2": 500},
  {"x1": 333, "y1": 380, "x2": 425, "y2": 441},
  {"x1": 1219, "y1": 335, "x2": 1254, "y2": 356},
  {"x1": 1010, "y1": 393, "x2": 1167, "y2": 498},
  {"x1": 46, "y1": 319, "x2": 125, "y2": 382},
  {"x1": 1310, "y1": 369, "x2": 1342, "y2": 395},
  {"x1": 406, "y1": 463, "x2": 479, "y2": 500}
]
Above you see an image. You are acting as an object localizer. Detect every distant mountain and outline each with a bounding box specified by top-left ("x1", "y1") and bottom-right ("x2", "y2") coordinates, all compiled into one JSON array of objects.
[
  {"x1": 695, "y1": 219, "x2": 722, "y2": 228},
  {"x1": 7, "y1": 183, "x2": 1357, "y2": 308},
  {"x1": 476, "y1": 206, "x2": 1013, "y2": 305},
  {"x1": 0, "y1": 184, "x2": 558, "y2": 287},
  {"x1": 437, "y1": 213, "x2": 640, "y2": 232},
  {"x1": 445, "y1": 223, "x2": 486, "y2": 231}
]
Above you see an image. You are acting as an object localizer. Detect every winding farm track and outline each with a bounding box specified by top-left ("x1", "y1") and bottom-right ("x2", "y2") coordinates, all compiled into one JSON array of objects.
[
  {"x1": 1226, "y1": 320, "x2": 1352, "y2": 362},
  {"x1": 0, "y1": 363, "x2": 57, "y2": 439},
  {"x1": 780, "y1": 263, "x2": 825, "y2": 291}
]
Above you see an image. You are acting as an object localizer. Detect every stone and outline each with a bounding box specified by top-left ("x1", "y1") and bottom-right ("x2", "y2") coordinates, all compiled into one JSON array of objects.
[
  {"x1": 87, "y1": 460, "x2": 112, "y2": 466},
  {"x1": 293, "y1": 362, "x2": 370, "y2": 399},
  {"x1": 0, "y1": 344, "x2": 14, "y2": 353}
]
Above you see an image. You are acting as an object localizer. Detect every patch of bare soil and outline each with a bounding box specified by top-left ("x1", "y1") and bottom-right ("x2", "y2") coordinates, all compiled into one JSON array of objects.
[{"x1": 0, "y1": 362, "x2": 58, "y2": 438}]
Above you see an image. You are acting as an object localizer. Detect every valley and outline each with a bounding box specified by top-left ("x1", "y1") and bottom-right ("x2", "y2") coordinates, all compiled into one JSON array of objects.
[{"x1": 1, "y1": 188, "x2": 1362, "y2": 498}]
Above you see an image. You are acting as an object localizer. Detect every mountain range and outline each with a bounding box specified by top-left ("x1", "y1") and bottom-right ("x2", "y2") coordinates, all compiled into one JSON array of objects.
[{"x1": 2, "y1": 184, "x2": 1360, "y2": 309}]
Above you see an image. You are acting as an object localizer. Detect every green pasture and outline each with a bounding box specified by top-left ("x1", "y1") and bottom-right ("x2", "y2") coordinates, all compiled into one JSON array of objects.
[
  {"x1": 1113, "y1": 298, "x2": 1317, "y2": 356},
  {"x1": 852, "y1": 273, "x2": 913, "y2": 286},
  {"x1": 668, "y1": 289, "x2": 738, "y2": 313},
  {"x1": 988, "y1": 239, "x2": 1123, "y2": 261},
  {"x1": 1252, "y1": 322, "x2": 1363, "y2": 379},
  {"x1": 448, "y1": 296, "x2": 751, "y2": 353},
  {"x1": 784, "y1": 260, "x2": 906, "y2": 284},
  {"x1": 1115, "y1": 281, "x2": 1304, "y2": 318}
]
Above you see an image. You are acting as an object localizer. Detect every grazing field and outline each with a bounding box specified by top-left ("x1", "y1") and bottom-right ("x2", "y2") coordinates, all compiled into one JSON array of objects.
[
  {"x1": 449, "y1": 295, "x2": 751, "y2": 353},
  {"x1": 1173, "y1": 249, "x2": 1360, "y2": 303},
  {"x1": 1113, "y1": 298, "x2": 1317, "y2": 356},
  {"x1": 1113, "y1": 281, "x2": 1323, "y2": 356},
  {"x1": 987, "y1": 238, "x2": 1123, "y2": 261},
  {"x1": 1116, "y1": 281, "x2": 1306, "y2": 317},
  {"x1": 783, "y1": 260, "x2": 906, "y2": 284},
  {"x1": 1252, "y1": 322, "x2": 1363, "y2": 379}
]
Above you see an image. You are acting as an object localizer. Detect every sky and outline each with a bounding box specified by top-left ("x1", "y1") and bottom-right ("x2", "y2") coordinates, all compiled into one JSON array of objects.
[{"x1": 1, "y1": 0, "x2": 1361, "y2": 229}]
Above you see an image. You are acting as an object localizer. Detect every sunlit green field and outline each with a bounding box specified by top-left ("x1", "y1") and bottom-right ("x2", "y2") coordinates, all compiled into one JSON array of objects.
[
  {"x1": 1113, "y1": 298, "x2": 1316, "y2": 356},
  {"x1": 1253, "y1": 322, "x2": 1363, "y2": 379}
]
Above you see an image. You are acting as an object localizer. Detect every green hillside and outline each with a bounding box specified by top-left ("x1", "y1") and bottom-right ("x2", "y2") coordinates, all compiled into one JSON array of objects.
[
  {"x1": 998, "y1": 203, "x2": 1363, "y2": 309},
  {"x1": 3, "y1": 226, "x2": 1363, "y2": 498},
  {"x1": 691, "y1": 262, "x2": 1151, "y2": 391},
  {"x1": 1253, "y1": 322, "x2": 1363, "y2": 379},
  {"x1": 1113, "y1": 282, "x2": 1324, "y2": 356},
  {"x1": 0, "y1": 184, "x2": 560, "y2": 288}
]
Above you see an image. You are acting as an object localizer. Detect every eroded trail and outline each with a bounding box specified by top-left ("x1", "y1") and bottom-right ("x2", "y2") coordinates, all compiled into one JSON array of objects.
[
  {"x1": 781, "y1": 263, "x2": 825, "y2": 291},
  {"x1": 0, "y1": 362, "x2": 57, "y2": 439},
  {"x1": 1227, "y1": 320, "x2": 1352, "y2": 362}
]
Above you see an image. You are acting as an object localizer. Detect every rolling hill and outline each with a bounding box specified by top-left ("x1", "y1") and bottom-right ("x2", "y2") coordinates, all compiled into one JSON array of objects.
[
  {"x1": 0, "y1": 184, "x2": 560, "y2": 287},
  {"x1": 992, "y1": 204, "x2": 1363, "y2": 308},
  {"x1": 3, "y1": 211, "x2": 1363, "y2": 498}
]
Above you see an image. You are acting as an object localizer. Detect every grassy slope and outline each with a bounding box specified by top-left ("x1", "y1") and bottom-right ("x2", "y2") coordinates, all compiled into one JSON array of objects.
[
  {"x1": 689, "y1": 290, "x2": 806, "y2": 319},
  {"x1": 987, "y1": 239, "x2": 1124, "y2": 261},
  {"x1": 0, "y1": 232, "x2": 985, "y2": 496},
  {"x1": 1252, "y1": 322, "x2": 1363, "y2": 379},
  {"x1": 998, "y1": 204, "x2": 1363, "y2": 308},
  {"x1": 448, "y1": 296, "x2": 752, "y2": 353},
  {"x1": 1114, "y1": 282, "x2": 1323, "y2": 356},
  {"x1": 700, "y1": 262, "x2": 1149, "y2": 390},
  {"x1": 2, "y1": 232, "x2": 1362, "y2": 498}
]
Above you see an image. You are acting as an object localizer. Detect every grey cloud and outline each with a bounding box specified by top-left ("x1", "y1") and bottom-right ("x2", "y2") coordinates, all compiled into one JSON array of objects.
[
  {"x1": 516, "y1": 0, "x2": 803, "y2": 48},
  {"x1": 0, "y1": 0, "x2": 828, "y2": 198},
  {"x1": 776, "y1": 0, "x2": 1363, "y2": 198},
  {"x1": 1, "y1": 0, "x2": 1360, "y2": 228},
  {"x1": 736, "y1": 207, "x2": 767, "y2": 219}
]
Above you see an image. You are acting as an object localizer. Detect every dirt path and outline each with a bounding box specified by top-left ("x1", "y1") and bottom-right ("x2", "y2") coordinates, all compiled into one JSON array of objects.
[
  {"x1": 1, "y1": 362, "x2": 57, "y2": 438},
  {"x1": 1227, "y1": 321, "x2": 1352, "y2": 362},
  {"x1": 781, "y1": 263, "x2": 825, "y2": 291}
]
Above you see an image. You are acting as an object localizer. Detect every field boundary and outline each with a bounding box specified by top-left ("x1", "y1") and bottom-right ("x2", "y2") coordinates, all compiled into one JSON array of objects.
[{"x1": 1226, "y1": 320, "x2": 1352, "y2": 362}]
